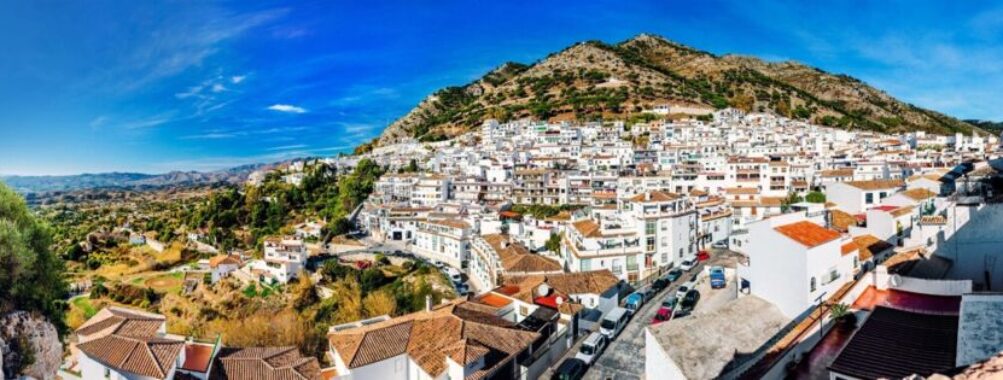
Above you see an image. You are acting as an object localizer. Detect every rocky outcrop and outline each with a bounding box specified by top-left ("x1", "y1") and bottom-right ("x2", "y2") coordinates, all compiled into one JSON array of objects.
[{"x1": 0, "y1": 312, "x2": 62, "y2": 380}]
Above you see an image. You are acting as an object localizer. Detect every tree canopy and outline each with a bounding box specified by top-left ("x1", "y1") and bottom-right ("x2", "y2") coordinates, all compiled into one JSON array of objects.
[{"x1": 0, "y1": 183, "x2": 68, "y2": 334}]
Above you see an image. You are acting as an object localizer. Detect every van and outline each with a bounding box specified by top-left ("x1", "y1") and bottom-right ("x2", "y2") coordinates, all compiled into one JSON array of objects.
[
  {"x1": 574, "y1": 332, "x2": 608, "y2": 365},
  {"x1": 624, "y1": 292, "x2": 644, "y2": 315},
  {"x1": 709, "y1": 266, "x2": 726, "y2": 289},
  {"x1": 600, "y1": 307, "x2": 629, "y2": 339}
]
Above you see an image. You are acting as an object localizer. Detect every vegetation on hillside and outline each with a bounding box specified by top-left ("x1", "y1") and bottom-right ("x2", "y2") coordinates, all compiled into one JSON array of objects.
[
  {"x1": 377, "y1": 33, "x2": 981, "y2": 145},
  {"x1": 0, "y1": 183, "x2": 69, "y2": 335}
]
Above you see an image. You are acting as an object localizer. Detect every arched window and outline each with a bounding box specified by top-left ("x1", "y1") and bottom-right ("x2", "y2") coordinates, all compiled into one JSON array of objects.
[{"x1": 810, "y1": 277, "x2": 817, "y2": 292}]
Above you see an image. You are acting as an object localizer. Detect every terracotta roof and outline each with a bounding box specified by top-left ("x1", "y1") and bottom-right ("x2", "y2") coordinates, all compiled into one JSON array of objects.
[
  {"x1": 628, "y1": 191, "x2": 681, "y2": 203},
  {"x1": 773, "y1": 221, "x2": 842, "y2": 248},
  {"x1": 829, "y1": 209, "x2": 859, "y2": 232},
  {"x1": 759, "y1": 197, "x2": 785, "y2": 207},
  {"x1": 75, "y1": 306, "x2": 165, "y2": 338},
  {"x1": 481, "y1": 234, "x2": 561, "y2": 273},
  {"x1": 501, "y1": 270, "x2": 619, "y2": 304},
  {"x1": 328, "y1": 300, "x2": 539, "y2": 379},
  {"x1": 843, "y1": 179, "x2": 905, "y2": 191},
  {"x1": 211, "y1": 346, "x2": 321, "y2": 380},
  {"x1": 841, "y1": 235, "x2": 893, "y2": 261},
  {"x1": 476, "y1": 293, "x2": 514, "y2": 308},
  {"x1": 77, "y1": 335, "x2": 183, "y2": 379},
  {"x1": 571, "y1": 220, "x2": 601, "y2": 238},
  {"x1": 901, "y1": 188, "x2": 937, "y2": 201},
  {"x1": 724, "y1": 187, "x2": 759, "y2": 195},
  {"x1": 889, "y1": 205, "x2": 916, "y2": 217},
  {"x1": 821, "y1": 168, "x2": 854, "y2": 177}
]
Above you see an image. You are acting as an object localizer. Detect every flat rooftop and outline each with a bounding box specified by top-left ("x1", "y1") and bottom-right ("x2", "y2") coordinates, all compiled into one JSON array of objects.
[
  {"x1": 957, "y1": 293, "x2": 1003, "y2": 367},
  {"x1": 647, "y1": 295, "x2": 789, "y2": 380}
]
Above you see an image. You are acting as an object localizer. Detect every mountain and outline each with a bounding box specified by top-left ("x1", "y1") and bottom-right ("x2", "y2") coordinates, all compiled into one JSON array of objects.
[
  {"x1": 376, "y1": 33, "x2": 980, "y2": 146},
  {"x1": 0, "y1": 162, "x2": 280, "y2": 194}
]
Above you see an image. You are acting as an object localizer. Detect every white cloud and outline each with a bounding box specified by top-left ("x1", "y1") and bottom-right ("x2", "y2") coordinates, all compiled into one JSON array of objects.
[
  {"x1": 230, "y1": 75, "x2": 246, "y2": 84},
  {"x1": 88, "y1": 116, "x2": 108, "y2": 129},
  {"x1": 266, "y1": 144, "x2": 308, "y2": 151},
  {"x1": 211, "y1": 83, "x2": 226, "y2": 93},
  {"x1": 267, "y1": 104, "x2": 307, "y2": 114}
]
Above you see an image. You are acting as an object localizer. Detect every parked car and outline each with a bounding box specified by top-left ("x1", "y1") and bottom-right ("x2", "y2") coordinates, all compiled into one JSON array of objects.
[
  {"x1": 680, "y1": 290, "x2": 701, "y2": 312},
  {"x1": 651, "y1": 307, "x2": 672, "y2": 325},
  {"x1": 675, "y1": 284, "x2": 692, "y2": 299},
  {"x1": 665, "y1": 269, "x2": 684, "y2": 282},
  {"x1": 553, "y1": 358, "x2": 588, "y2": 380},
  {"x1": 624, "y1": 292, "x2": 645, "y2": 315},
  {"x1": 709, "y1": 266, "x2": 726, "y2": 289},
  {"x1": 574, "y1": 332, "x2": 608, "y2": 365},
  {"x1": 661, "y1": 295, "x2": 678, "y2": 310},
  {"x1": 696, "y1": 250, "x2": 711, "y2": 262},
  {"x1": 711, "y1": 240, "x2": 728, "y2": 249},
  {"x1": 600, "y1": 307, "x2": 629, "y2": 339},
  {"x1": 651, "y1": 297, "x2": 678, "y2": 324},
  {"x1": 651, "y1": 278, "x2": 669, "y2": 292},
  {"x1": 679, "y1": 259, "x2": 696, "y2": 272},
  {"x1": 642, "y1": 287, "x2": 656, "y2": 301}
]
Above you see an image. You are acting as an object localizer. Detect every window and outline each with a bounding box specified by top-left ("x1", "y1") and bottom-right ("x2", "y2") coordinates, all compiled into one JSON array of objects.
[
  {"x1": 865, "y1": 193, "x2": 874, "y2": 204},
  {"x1": 581, "y1": 258, "x2": 592, "y2": 271},
  {"x1": 646, "y1": 237, "x2": 656, "y2": 252},
  {"x1": 645, "y1": 220, "x2": 656, "y2": 235},
  {"x1": 853, "y1": 256, "x2": 859, "y2": 269},
  {"x1": 879, "y1": 191, "x2": 887, "y2": 200},
  {"x1": 810, "y1": 277, "x2": 817, "y2": 292}
]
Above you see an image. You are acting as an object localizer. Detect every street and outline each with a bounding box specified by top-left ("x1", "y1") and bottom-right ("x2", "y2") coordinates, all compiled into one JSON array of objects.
[{"x1": 582, "y1": 249, "x2": 741, "y2": 380}]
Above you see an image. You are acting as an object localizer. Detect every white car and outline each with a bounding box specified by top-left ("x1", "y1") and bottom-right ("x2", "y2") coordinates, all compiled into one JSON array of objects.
[
  {"x1": 711, "y1": 240, "x2": 728, "y2": 249},
  {"x1": 574, "y1": 332, "x2": 608, "y2": 365},
  {"x1": 676, "y1": 278, "x2": 697, "y2": 299},
  {"x1": 679, "y1": 259, "x2": 696, "y2": 272}
]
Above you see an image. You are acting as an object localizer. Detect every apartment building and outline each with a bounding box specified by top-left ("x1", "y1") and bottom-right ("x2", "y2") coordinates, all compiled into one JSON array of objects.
[{"x1": 412, "y1": 219, "x2": 472, "y2": 268}]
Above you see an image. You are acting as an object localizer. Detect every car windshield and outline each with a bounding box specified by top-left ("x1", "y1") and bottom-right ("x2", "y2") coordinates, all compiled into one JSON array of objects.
[
  {"x1": 663, "y1": 298, "x2": 677, "y2": 307},
  {"x1": 580, "y1": 344, "x2": 595, "y2": 355},
  {"x1": 678, "y1": 286, "x2": 688, "y2": 293},
  {"x1": 601, "y1": 319, "x2": 615, "y2": 329}
]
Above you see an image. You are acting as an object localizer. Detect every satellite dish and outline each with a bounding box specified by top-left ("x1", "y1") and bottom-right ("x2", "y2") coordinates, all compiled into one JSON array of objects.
[
  {"x1": 889, "y1": 274, "x2": 902, "y2": 287},
  {"x1": 555, "y1": 296, "x2": 564, "y2": 305},
  {"x1": 536, "y1": 283, "x2": 551, "y2": 297}
]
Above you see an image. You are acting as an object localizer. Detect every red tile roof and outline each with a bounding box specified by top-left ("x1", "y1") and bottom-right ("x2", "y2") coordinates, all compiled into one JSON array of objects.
[{"x1": 773, "y1": 221, "x2": 842, "y2": 248}]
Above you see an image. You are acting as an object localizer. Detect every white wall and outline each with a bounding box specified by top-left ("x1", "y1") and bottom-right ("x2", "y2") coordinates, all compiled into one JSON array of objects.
[{"x1": 644, "y1": 329, "x2": 686, "y2": 380}]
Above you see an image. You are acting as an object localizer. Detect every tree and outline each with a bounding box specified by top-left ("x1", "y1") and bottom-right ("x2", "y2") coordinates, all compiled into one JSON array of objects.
[
  {"x1": 330, "y1": 277, "x2": 362, "y2": 323},
  {"x1": 0, "y1": 183, "x2": 69, "y2": 335},
  {"x1": 291, "y1": 272, "x2": 319, "y2": 311},
  {"x1": 544, "y1": 232, "x2": 562, "y2": 253},
  {"x1": 780, "y1": 192, "x2": 804, "y2": 212},
  {"x1": 362, "y1": 290, "x2": 397, "y2": 317},
  {"x1": 805, "y1": 191, "x2": 826, "y2": 203}
]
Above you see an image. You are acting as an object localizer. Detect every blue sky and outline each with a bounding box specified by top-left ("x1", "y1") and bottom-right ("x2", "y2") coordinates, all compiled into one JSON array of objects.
[{"x1": 2, "y1": 1, "x2": 1003, "y2": 175}]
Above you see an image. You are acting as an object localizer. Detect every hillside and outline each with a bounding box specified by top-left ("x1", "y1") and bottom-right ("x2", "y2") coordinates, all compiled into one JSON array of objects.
[
  {"x1": 376, "y1": 33, "x2": 980, "y2": 145},
  {"x1": 1, "y1": 162, "x2": 285, "y2": 194}
]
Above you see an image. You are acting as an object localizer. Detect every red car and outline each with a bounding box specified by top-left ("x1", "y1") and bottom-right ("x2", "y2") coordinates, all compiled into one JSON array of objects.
[
  {"x1": 696, "y1": 250, "x2": 711, "y2": 262},
  {"x1": 651, "y1": 307, "x2": 673, "y2": 325}
]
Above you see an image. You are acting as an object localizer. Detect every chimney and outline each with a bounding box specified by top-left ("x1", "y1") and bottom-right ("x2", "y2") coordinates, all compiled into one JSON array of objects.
[
  {"x1": 425, "y1": 295, "x2": 433, "y2": 312},
  {"x1": 645, "y1": 192, "x2": 651, "y2": 201}
]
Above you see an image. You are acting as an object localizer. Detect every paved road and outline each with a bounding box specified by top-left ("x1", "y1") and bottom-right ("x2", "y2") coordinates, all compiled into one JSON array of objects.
[{"x1": 583, "y1": 249, "x2": 742, "y2": 380}]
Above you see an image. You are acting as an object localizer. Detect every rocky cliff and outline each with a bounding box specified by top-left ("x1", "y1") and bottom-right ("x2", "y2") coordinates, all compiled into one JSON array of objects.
[{"x1": 0, "y1": 312, "x2": 61, "y2": 380}]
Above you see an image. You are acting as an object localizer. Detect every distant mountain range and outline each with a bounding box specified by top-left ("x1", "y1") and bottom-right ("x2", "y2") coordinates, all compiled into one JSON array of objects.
[
  {"x1": 375, "y1": 33, "x2": 982, "y2": 146},
  {"x1": 1, "y1": 162, "x2": 283, "y2": 194}
]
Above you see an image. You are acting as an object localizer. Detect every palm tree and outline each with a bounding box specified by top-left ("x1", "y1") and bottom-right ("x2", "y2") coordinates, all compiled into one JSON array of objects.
[{"x1": 828, "y1": 303, "x2": 857, "y2": 328}]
